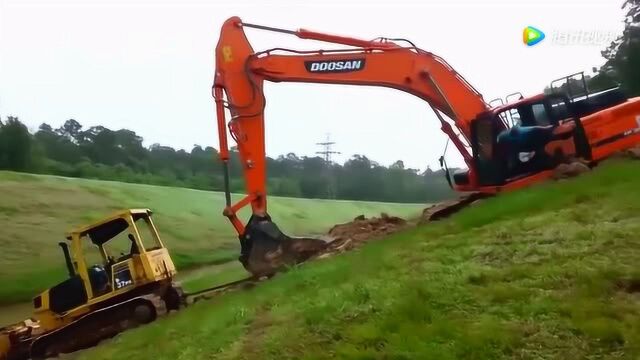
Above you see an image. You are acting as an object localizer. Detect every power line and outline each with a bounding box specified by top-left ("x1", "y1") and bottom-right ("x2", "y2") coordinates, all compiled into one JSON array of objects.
[
  {"x1": 316, "y1": 133, "x2": 340, "y2": 199},
  {"x1": 316, "y1": 133, "x2": 340, "y2": 163}
]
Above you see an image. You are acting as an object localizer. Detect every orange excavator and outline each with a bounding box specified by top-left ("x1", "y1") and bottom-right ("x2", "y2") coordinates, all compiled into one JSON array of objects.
[{"x1": 213, "y1": 17, "x2": 640, "y2": 276}]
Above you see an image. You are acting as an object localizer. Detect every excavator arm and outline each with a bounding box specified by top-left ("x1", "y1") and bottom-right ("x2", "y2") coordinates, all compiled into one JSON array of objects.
[{"x1": 213, "y1": 17, "x2": 490, "y2": 275}]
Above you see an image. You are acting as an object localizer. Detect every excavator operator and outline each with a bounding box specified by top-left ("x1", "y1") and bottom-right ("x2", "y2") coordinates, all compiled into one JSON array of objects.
[{"x1": 497, "y1": 122, "x2": 576, "y2": 174}]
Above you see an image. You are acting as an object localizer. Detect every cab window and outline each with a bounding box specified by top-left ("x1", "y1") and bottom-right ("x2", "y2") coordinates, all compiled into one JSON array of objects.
[
  {"x1": 531, "y1": 103, "x2": 551, "y2": 126},
  {"x1": 103, "y1": 230, "x2": 139, "y2": 261},
  {"x1": 548, "y1": 96, "x2": 573, "y2": 122},
  {"x1": 132, "y1": 215, "x2": 163, "y2": 251}
]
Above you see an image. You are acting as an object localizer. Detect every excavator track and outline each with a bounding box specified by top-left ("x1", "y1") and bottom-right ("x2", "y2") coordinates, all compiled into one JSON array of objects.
[
  {"x1": 29, "y1": 295, "x2": 166, "y2": 360},
  {"x1": 420, "y1": 192, "x2": 492, "y2": 223}
]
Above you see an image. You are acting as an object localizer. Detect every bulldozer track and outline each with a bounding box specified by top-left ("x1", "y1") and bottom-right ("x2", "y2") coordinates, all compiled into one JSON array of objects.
[
  {"x1": 0, "y1": 278, "x2": 261, "y2": 360},
  {"x1": 29, "y1": 294, "x2": 166, "y2": 360}
]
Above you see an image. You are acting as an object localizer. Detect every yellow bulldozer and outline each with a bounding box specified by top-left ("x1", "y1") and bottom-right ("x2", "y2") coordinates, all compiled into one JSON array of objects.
[{"x1": 0, "y1": 209, "x2": 184, "y2": 360}]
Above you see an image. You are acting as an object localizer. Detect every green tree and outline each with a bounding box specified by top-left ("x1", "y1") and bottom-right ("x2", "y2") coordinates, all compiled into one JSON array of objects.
[
  {"x1": 0, "y1": 117, "x2": 33, "y2": 171},
  {"x1": 35, "y1": 123, "x2": 83, "y2": 164},
  {"x1": 601, "y1": 0, "x2": 640, "y2": 95},
  {"x1": 56, "y1": 119, "x2": 83, "y2": 143},
  {"x1": 339, "y1": 155, "x2": 385, "y2": 201},
  {"x1": 81, "y1": 126, "x2": 119, "y2": 165},
  {"x1": 588, "y1": 69, "x2": 619, "y2": 92}
]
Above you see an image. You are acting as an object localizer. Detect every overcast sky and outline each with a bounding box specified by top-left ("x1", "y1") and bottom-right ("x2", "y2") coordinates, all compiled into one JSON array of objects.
[{"x1": 0, "y1": 0, "x2": 625, "y2": 170}]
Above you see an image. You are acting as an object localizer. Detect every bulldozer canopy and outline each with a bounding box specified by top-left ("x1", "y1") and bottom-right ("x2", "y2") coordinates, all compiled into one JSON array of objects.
[
  {"x1": 65, "y1": 209, "x2": 152, "y2": 245},
  {"x1": 86, "y1": 218, "x2": 129, "y2": 246}
]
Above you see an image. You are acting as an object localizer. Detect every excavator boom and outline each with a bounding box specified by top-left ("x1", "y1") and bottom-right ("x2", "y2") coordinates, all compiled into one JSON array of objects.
[
  {"x1": 213, "y1": 17, "x2": 489, "y2": 275},
  {"x1": 213, "y1": 17, "x2": 640, "y2": 277}
]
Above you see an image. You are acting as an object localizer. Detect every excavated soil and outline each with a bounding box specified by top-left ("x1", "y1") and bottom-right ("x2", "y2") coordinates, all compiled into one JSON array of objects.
[
  {"x1": 312, "y1": 213, "x2": 409, "y2": 259},
  {"x1": 307, "y1": 195, "x2": 487, "y2": 260},
  {"x1": 625, "y1": 146, "x2": 640, "y2": 160},
  {"x1": 328, "y1": 213, "x2": 408, "y2": 243},
  {"x1": 552, "y1": 161, "x2": 591, "y2": 180},
  {"x1": 553, "y1": 146, "x2": 640, "y2": 180}
]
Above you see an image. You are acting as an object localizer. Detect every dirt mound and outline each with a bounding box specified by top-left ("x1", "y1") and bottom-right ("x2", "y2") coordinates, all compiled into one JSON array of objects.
[
  {"x1": 328, "y1": 212, "x2": 407, "y2": 243},
  {"x1": 305, "y1": 195, "x2": 495, "y2": 261},
  {"x1": 625, "y1": 146, "x2": 640, "y2": 159},
  {"x1": 552, "y1": 161, "x2": 591, "y2": 180},
  {"x1": 309, "y1": 213, "x2": 409, "y2": 258}
]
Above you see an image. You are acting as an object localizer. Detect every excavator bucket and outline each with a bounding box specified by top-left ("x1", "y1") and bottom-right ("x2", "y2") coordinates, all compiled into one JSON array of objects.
[{"x1": 239, "y1": 215, "x2": 328, "y2": 277}]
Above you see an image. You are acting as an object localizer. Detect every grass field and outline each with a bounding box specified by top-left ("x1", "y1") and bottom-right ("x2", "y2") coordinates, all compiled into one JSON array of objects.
[
  {"x1": 0, "y1": 172, "x2": 424, "y2": 305},
  {"x1": 78, "y1": 160, "x2": 640, "y2": 359}
]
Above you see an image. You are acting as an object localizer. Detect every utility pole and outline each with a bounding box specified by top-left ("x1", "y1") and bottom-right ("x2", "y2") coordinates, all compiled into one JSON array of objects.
[
  {"x1": 316, "y1": 133, "x2": 340, "y2": 199},
  {"x1": 316, "y1": 133, "x2": 340, "y2": 163}
]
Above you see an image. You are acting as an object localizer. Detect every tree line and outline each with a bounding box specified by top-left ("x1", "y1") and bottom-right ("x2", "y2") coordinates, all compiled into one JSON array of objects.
[
  {"x1": 541, "y1": 1, "x2": 639, "y2": 98},
  {"x1": 0, "y1": 117, "x2": 456, "y2": 203},
  {"x1": 592, "y1": 0, "x2": 640, "y2": 96}
]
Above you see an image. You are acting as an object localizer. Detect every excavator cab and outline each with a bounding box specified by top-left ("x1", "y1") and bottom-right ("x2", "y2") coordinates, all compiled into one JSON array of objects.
[
  {"x1": 458, "y1": 93, "x2": 591, "y2": 187},
  {"x1": 457, "y1": 72, "x2": 629, "y2": 189}
]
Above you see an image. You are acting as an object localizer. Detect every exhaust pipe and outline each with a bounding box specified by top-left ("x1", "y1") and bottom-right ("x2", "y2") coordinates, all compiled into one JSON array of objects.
[{"x1": 59, "y1": 242, "x2": 76, "y2": 277}]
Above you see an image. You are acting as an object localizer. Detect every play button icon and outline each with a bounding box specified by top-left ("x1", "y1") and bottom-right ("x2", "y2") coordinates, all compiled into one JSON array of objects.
[{"x1": 523, "y1": 26, "x2": 546, "y2": 46}]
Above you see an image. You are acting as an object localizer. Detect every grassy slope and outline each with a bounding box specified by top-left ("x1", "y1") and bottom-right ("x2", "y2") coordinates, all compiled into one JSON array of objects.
[
  {"x1": 0, "y1": 172, "x2": 423, "y2": 304},
  {"x1": 81, "y1": 160, "x2": 640, "y2": 360}
]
